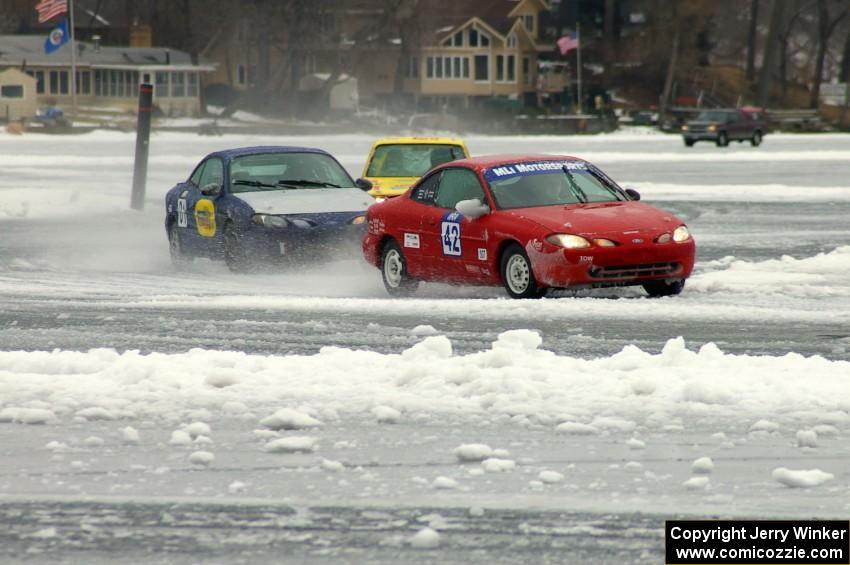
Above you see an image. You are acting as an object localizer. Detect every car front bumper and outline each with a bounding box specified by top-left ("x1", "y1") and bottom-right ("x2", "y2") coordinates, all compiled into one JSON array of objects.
[
  {"x1": 241, "y1": 219, "x2": 366, "y2": 263},
  {"x1": 527, "y1": 239, "x2": 696, "y2": 289}
]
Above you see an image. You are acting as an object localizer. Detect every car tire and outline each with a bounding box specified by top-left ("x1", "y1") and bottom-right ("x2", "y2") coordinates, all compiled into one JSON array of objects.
[
  {"x1": 751, "y1": 131, "x2": 762, "y2": 147},
  {"x1": 716, "y1": 132, "x2": 728, "y2": 147},
  {"x1": 643, "y1": 279, "x2": 685, "y2": 298},
  {"x1": 500, "y1": 243, "x2": 545, "y2": 299},
  {"x1": 381, "y1": 240, "x2": 418, "y2": 297},
  {"x1": 683, "y1": 138, "x2": 695, "y2": 147},
  {"x1": 223, "y1": 222, "x2": 254, "y2": 273},
  {"x1": 168, "y1": 223, "x2": 190, "y2": 269}
]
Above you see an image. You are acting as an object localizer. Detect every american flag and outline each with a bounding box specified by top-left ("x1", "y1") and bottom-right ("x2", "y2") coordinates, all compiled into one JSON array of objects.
[
  {"x1": 557, "y1": 33, "x2": 579, "y2": 55},
  {"x1": 35, "y1": 0, "x2": 68, "y2": 24}
]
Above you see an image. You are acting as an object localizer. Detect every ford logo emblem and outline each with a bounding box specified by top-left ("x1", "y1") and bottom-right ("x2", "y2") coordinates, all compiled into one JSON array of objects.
[{"x1": 632, "y1": 238, "x2": 644, "y2": 244}]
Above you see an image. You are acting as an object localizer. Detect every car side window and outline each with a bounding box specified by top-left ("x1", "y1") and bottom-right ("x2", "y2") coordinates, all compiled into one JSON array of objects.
[
  {"x1": 198, "y1": 158, "x2": 224, "y2": 188},
  {"x1": 434, "y1": 168, "x2": 486, "y2": 210},
  {"x1": 190, "y1": 161, "x2": 206, "y2": 186},
  {"x1": 411, "y1": 171, "x2": 441, "y2": 205}
]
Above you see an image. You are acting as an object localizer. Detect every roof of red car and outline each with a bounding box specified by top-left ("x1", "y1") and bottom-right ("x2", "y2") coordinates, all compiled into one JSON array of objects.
[{"x1": 445, "y1": 154, "x2": 585, "y2": 171}]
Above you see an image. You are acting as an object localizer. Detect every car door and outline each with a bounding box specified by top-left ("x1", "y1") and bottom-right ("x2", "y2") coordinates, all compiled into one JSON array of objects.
[
  {"x1": 420, "y1": 167, "x2": 490, "y2": 282},
  {"x1": 183, "y1": 157, "x2": 224, "y2": 255},
  {"x1": 400, "y1": 171, "x2": 441, "y2": 279}
]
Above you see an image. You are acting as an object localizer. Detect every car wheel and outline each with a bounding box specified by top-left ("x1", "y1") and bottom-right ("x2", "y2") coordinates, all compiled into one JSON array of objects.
[
  {"x1": 751, "y1": 131, "x2": 762, "y2": 147},
  {"x1": 500, "y1": 243, "x2": 545, "y2": 299},
  {"x1": 223, "y1": 222, "x2": 254, "y2": 273},
  {"x1": 683, "y1": 138, "x2": 695, "y2": 147},
  {"x1": 381, "y1": 239, "x2": 418, "y2": 296},
  {"x1": 643, "y1": 279, "x2": 685, "y2": 298},
  {"x1": 716, "y1": 132, "x2": 728, "y2": 147},
  {"x1": 168, "y1": 223, "x2": 190, "y2": 269}
]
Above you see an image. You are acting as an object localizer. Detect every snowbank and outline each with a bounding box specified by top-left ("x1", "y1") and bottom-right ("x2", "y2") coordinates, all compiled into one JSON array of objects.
[
  {"x1": 689, "y1": 246, "x2": 850, "y2": 298},
  {"x1": 1, "y1": 331, "x2": 848, "y2": 430}
]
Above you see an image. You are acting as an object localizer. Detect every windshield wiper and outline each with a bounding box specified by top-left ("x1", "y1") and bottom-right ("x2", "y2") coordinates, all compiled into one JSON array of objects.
[
  {"x1": 561, "y1": 165, "x2": 588, "y2": 203},
  {"x1": 233, "y1": 179, "x2": 278, "y2": 189},
  {"x1": 277, "y1": 179, "x2": 341, "y2": 188}
]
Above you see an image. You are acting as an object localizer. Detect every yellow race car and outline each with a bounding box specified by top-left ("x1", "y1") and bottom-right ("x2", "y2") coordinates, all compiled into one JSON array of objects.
[{"x1": 360, "y1": 137, "x2": 469, "y2": 199}]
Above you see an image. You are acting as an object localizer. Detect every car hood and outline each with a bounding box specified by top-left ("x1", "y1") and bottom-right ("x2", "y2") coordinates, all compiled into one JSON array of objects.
[
  {"x1": 504, "y1": 201, "x2": 682, "y2": 238},
  {"x1": 236, "y1": 188, "x2": 373, "y2": 215}
]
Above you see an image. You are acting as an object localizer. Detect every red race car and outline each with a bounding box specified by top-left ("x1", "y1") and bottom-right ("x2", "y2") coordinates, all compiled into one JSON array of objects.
[{"x1": 362, "y1": 154, "x2": 696, "y2": 299}]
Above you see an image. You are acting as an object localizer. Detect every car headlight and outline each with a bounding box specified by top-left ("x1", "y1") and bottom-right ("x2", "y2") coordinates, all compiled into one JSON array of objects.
[
  {"x1": 593, "y1": 238, "x2": 617, "y2": 247},
  {"x1": 252, "y1": 214, "x2": 289, "y2": 228},
  {"x1": 350, "y1": 215, "x2": 366, "y2": 225},
  {"x1": 681, "y1": 124, "x2": 689, "y2": 132},
  {"x1": 673, "y1": 225, "x2": 690, "y2": 242},
  {"x1": 707, "y1": 124, "x2": 717, "y2": 132},
  {"x1": 545, "y1": 234, "x2": 591, "y2": 249}
]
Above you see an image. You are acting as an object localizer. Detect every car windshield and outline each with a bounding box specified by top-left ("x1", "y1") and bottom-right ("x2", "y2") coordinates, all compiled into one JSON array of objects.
[
  {"x1": 695, "y1": 110, "x2": 728, "y2": 122},
  {"x1": 229, "y1": 152, "x2": 354, "y2": 193},
  {"x1": 485, "y1": 161, "x2": 624, "y2": 210},
  {"x1": 366, "y1": 144, "x2": 465, "y2": 177}
]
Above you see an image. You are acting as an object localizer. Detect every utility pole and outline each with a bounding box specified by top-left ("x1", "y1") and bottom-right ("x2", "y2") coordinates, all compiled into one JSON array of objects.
[{"x1": 758, "y1": 0, "x2": 786, "y2": 109}]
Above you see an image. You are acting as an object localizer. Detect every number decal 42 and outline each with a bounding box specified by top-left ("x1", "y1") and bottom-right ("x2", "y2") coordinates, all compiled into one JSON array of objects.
[{"x1": 440, "y1": 212, "x2": 462, "y2": 257}]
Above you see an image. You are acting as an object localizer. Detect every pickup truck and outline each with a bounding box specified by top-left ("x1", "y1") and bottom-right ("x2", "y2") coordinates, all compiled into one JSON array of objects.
[{"x1": 681, "y1": 108, "x2": 767, "y2": 147}]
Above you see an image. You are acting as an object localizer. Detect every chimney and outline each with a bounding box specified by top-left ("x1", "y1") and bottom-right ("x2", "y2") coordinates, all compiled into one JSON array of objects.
[
  {"x1": 165, "y1": 49, "x2": 171, "y2": 65},
  {"x1": 129, "y1": 23, "x2": 153, "y2": 48}
]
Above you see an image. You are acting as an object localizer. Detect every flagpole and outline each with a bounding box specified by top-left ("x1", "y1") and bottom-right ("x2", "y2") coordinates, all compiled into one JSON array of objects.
[
  {"x1": 576, "y1": 22, "x2": 582, "y2": 114},
  {"x1": 68, "y1": 0, "x2": 77, "y2": 122}
]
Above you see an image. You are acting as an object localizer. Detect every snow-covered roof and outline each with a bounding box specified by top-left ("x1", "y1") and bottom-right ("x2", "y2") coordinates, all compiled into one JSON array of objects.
[{"x1": 0, "y1": 35, "x2": 213, "y2": 70}]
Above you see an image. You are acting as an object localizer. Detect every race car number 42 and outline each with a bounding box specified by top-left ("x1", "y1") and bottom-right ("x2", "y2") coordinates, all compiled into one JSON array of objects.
[{"x1": 441, "y1": 220, "x2": 461, "y2": 256}]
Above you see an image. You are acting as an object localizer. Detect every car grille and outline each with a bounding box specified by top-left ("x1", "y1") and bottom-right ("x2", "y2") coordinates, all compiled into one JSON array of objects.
[
  {"x1": 687, "y1": 125, "x2": 707, "y2": 133},
  {"x1": 588, "y1": 262, "x2": 680, "y2": 279}
]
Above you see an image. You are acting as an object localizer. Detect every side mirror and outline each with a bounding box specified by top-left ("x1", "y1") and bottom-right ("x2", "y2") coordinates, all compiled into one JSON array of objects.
[
  {"x1": 355, "y1": 178, "x2": 373, "y2": 191},
  {"x1": 624, "y1": 187, "x2": 641, "y2": 201},
  {"x1": 455, "y1": 198, "x2": 490, "y2": 219},
  {"x1": 201, "y1": 182, "x2": 222, "y2": 197}
]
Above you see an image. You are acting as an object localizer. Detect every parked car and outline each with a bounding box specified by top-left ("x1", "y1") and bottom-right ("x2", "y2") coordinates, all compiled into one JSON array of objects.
[
  {"x1": 362, "y1": 154, "x2": 696, "y2": 299},
  {"x1": 682, "y1": 108, "x2": 767, "y2": 147},
  {"x1": 359, "y1": 137, "x2": 469, "y2": 200},
  {"x1": 165, "y1": 146, "x2": 373, "y2": 272}
]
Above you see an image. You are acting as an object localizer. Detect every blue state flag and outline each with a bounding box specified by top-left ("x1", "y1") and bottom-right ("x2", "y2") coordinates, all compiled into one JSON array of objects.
[{"x1": 44, "y1": 18, "x2": 69, "y2": 54}]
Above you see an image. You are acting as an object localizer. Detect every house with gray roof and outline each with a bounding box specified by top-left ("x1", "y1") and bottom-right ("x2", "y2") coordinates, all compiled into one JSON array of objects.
[{"x1": 0, "y1": 35, "x2": 214, "y2": 117}]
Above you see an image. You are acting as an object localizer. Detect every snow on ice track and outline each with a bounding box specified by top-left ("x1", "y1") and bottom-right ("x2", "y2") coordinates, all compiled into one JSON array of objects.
[{"x1": 2, "y1": 130, "x2": 850, "y2": 562}]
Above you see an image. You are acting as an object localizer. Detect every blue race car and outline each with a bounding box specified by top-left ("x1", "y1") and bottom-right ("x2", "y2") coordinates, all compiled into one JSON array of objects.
[{"x1": 164, "y1": 146, "x2": 374, "y2": 271}]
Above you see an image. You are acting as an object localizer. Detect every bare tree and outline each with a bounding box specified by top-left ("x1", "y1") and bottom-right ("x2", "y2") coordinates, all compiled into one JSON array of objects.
[
  {"x1": 745, "y1": 0, "x2": 759, "y2": 81},
  {"x1": 809, "y1": 0, "x2": 849, "y2": 108},
  {"x1": 659, "y1": 2, "x2": 680, "y2": 121},
  {"x1": 758, "y1": 0, "x2": 786, "y2": 108}
]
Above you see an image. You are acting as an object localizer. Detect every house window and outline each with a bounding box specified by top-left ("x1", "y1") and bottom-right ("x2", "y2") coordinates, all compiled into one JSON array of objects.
[
  {"x1": 155, "y1": 71, "x2": 168, "y2": 97},
  {"x1": 94, "y1": 70, "x2": 102, "y2": 95},
  {"x1": 187, "y1": 72, "x2": 198, "y2": 96},
  {"x1": 496, "y1": 55, "x2": 504, "y2": 81},
  {"x1": 236, "y1": 63, "x2": 256, "y2": 87},
  {"x1": 453, "y1": 57, "x2": 461, "y2": 78},
  {"x1": 76, "y1": 71, "x2": 91, "y2": 95},
  {"x1": 444, "y1": 57, "x2": 451, "y2": 78},
  {"x1": 507, "y1": 33, "x2": 517, "y2": 49},
  {"x1": 469, "y1": 28, "x2": 478, "y2": 47},
  {"x1": 507, "y1": 55, "x2": 515, "y2": 82},
  {"x1": 0, "y1": 85, "x2": 24, "y2": 98},
  {"x1": 523, "y1": 56, "x2": 531, "y2": 86},
  {"x1": 480, "y1": 31, "x2": 490, "y2": 47},
  {"x1": 426, "y1": 57, "x2": 434, "y2": 78},
  {"x1": 453, "y1": 31, "x2": 463, "y2": 46},
  {"x1": 49, "y1": 70, "x2": 69, "y2": 95},
  {"x1": 26, "y1": 70, "x2": 45, "y2": 94},
  {"x1": 107, "y1": 70, "x2": 116, "y2": 96},
  {"x1": 462, "y1": 57, "x2": 470, "y2": 78},
  {"x1": 523, "y1": 15, "x2": 534, "y2": 33},
  {"x1": 171, "y1": 72, "x2": 185, "y2": 97},
  {"x1": 405, "y1": 56, "x2": 418, "y2": 79},
  {"x1": 474, "y1": 55, "x2": 488, "y2": 81}
]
